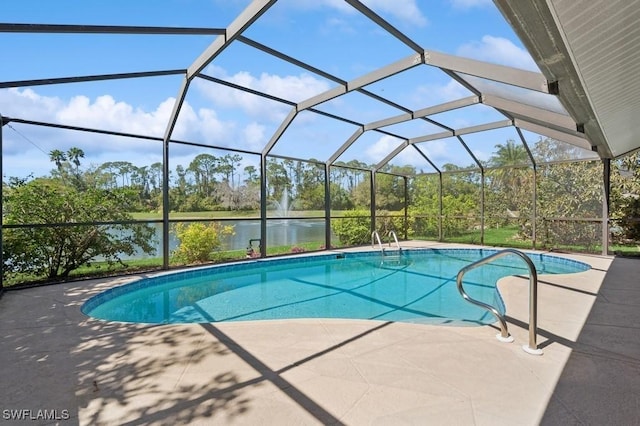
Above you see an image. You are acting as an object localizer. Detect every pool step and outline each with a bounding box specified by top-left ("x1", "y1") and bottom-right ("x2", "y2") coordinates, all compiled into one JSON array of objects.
[{"x1": 380, "y1": 248, "x2": 403, "y2": 266}]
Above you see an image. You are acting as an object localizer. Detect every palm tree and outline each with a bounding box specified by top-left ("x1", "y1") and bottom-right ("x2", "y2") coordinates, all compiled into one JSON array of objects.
[
  {"x1": 487, "y1": 139, "x2": 532, "y2": 216},
  {"x1": 489, "y1": 139, "x2": 529, "y2": 168},
  {"x1": 49, "y1": 149, "x2": 67, "y2": 171},
  {"x1": 488, "y1": 140, "x2": 530, "y2": 187},
  {"x1": 66, "y1": 147, "x2": 85, "y2": 175}
]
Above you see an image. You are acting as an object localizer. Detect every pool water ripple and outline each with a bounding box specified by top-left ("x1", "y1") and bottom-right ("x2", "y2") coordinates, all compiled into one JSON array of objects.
[{"x1": 82, "y1": 248, "x2": 590, "y2": 325}]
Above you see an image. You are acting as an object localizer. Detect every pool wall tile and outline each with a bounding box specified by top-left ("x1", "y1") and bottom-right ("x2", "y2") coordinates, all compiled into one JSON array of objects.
[{"x1": 81, "y1": 248, "x2": 590, "y2": 317}]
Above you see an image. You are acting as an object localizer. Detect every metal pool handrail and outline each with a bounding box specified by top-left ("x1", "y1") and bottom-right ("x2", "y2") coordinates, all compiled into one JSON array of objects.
[
  {"x1": 456, "y1": 248, "x2": 543, "y2": 356},
  {"x1": 388, "y1": 230, "x2": 401, "y2": 250},
  {"x1": 372, "y1": 231, "x2": 384, "y2": 251}
]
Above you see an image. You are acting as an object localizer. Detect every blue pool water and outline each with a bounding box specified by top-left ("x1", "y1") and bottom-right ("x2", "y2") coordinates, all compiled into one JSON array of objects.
[{"x1": 82, "y1": 249, "x2": 590, "y2": 326}]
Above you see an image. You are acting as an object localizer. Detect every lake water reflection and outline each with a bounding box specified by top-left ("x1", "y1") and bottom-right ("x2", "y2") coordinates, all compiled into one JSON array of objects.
[{"x1": 137, "y1": 219, "x2": 329, "y2": 259}]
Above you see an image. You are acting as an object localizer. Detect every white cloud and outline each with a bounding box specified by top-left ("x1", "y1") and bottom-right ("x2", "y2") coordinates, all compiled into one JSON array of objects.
[
  {"x1": 0, "y1": 87, "x2": 262, "y2": 178},
  {"x1": 414, "y1": 78, "x2": 473, "y2": 106},
  {"x1": 396, "y1": 140, "x2": 465, "y2": 169},
  {"x1": 243, "y1": 122, "x2": 267, "y2": 152},
  {"x1": 0, "y1": 88, "x2": 63, "y2": 120},
  {"x1": 449, "y1": 0, "x2": 493, "y2": 9},
  {"x1": 472, "y1": 148, "x2": 490, "y2": 163},
  {"x1": 457, "y1": 35, "x2": 538, "y2": 71},
  {"x1": 315, "y1": 0, "x2": 354, "y2": 13},
  {"x1": 362, "y1": 0, "x2": 428, "y2": 27},
  {"x1": 198, "y1": 65, "x2": 331, "y2": 121},
  {"x1": 415, "y1": 139, "x2": 455, "y2": 165},
  {"x1": 290, "y1": 0, "x2": 428, "y2": 27},
  {"x1": 393, "y1": 145, "x2": 426, "y2": 168},
  {"x1": 57, "y1": 94, "x2": 174, "y2": 139},
  {"x1": 1, "y1": 64, "x2": 336, "y2": 166},
  {"x1": 365, "y1": 135, "x2": 404, "y2": 164},
  {"x1": 324, "y1": 17, "x2": 357, "y2": 35}
]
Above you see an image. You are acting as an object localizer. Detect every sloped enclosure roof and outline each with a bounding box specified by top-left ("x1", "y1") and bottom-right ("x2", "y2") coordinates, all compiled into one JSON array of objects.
[
  {"x1": 495, "y1": 0, "x2": 640, "y2": 159},
  {"x1": 1, "y1": 0, "x2": 637, "y2": 175}
]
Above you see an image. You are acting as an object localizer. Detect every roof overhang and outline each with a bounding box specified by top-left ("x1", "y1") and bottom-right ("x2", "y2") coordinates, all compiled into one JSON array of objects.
[{"x1": 494, "y1": 0, "x2": 640, "y2": 159}]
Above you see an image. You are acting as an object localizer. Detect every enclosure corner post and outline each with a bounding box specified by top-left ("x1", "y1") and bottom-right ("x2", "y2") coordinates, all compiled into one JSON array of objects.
[
  {"x1": 162, "y1": 137, "x2": 170, "y2": 269},
  {"x1": 0, "y1": 115, "x2": 4, "y2": 297},
  {"x1": 602, "y1": 158, "x2": 611, "y2": 256},
  {"x1": 324, "y1": 163, "x2": 332, "y2": 250},
  {"x1": 370, "y1": 169, "x2": 376, "y2": 235},
  {"x1": 438, "y1": 172, "x2": 443, "y2": 242},
  {"x1": 403, "y1": 176, "x2": 408, "y2": 240},
  {"x1": 260, "y1": 154, "x2": 268, "y2": 257},
  {"x1": 532, "y1": 165, "x2": 537, "y2": 250},
  {"x1": 480, "y1": 168, "x2": 485, "y2": 246}
]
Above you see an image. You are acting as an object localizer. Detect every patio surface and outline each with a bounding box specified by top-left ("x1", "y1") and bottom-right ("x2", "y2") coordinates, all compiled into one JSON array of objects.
[{"x1": 1, "y1": 242, "x2": 639, "y2": 425}]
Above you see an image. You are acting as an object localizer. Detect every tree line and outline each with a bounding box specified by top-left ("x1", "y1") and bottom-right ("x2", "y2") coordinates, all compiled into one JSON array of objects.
[{"x1": 3, "y1": 137, "x2": 640, "y2": 283}]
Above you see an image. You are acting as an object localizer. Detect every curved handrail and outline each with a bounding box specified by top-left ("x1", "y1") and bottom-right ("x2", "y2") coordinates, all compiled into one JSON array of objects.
[
  {"x1": 371, "y1": 231, "x2": 383, "y2": 251},
  {"x1": 456, "y1": 248, "x2": 542, "y2": 355},
  {"x1": 387, "y1": 230, "x2": 401, "y2": 250}
]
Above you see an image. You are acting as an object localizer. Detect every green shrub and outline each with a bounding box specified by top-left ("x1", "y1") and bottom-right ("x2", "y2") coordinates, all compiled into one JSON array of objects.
[
  {"x1": 3, "y1": 177, "x2": 156, "y2": 280},
  {"x1": 172, "y1": 222, "x2": 235, "y2": 263},
  {"x1": 331, "y1": 210, "x2": 371, "y2": 246}
]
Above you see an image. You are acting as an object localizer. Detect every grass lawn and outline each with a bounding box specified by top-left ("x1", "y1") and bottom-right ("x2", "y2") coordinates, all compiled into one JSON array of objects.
[
  {"x1": 443, "y1": 226, "x2": 532, "y2": 248},
  {"x1": 131, "y1": 211, "x2": 261, "y2": 220},
  {"x1": 7, "y1": 223, "x2": 638, "y2": 288},
  {"x1": 3, "y1": 242, "x2": 327, "y2": 288}
]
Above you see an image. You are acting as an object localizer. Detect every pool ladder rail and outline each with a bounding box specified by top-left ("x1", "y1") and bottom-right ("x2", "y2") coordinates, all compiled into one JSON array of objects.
[
  {"x1": 456, "y1": 248, "x2": 543, "y2": 356},
  {"x1": 372, "y1": 231, "x2": 402, "y2": 265},
  {"x1": 372, "y1": 231, "x2": 402, "y2": 252}
]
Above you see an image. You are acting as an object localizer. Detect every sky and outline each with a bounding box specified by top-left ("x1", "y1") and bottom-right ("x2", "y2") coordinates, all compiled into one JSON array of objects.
[{"x1": 1, "y1": 0, "x2": 562, "y2": 182}]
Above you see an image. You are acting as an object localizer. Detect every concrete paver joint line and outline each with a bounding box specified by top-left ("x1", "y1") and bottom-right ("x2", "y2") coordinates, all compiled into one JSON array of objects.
[{"x1": 1, "y1": 243, "x2": 637, "y2": 424}]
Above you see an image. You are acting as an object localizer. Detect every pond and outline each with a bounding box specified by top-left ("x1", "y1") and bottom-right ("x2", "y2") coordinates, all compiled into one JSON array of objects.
[{"x1": 132, "y1": 219, "x2": 330, "y2": 259}]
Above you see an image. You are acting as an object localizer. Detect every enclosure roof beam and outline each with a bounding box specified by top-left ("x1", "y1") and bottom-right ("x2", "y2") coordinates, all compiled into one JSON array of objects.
[
  {"x1": 349, "y1": 54, "x2": 423, "y2": 92},
  {"x1": 297, "y1": 86, "x2": 347, "y2": 112},
  {"x1": 515, "y1": 127, "x2": 538, "y2": 169},
  {"x1": 5, "y1": 117, "x2": 164, "y2": 141},
  {"x1": 327, "y1": 128, "x2": 365, "y2": 165},
  {"x1": 455, "y1": 119, "x2": 513, "y2": 136},
  {"x1": 412, "y1": 145, "x2": 442, "y2": 173},
  {"x1": 413, "y1": 96, "x2": 480, "y2": 118},
  {"x1": 494, "y1": 0, "x2": 614, "y2": 157},
  {"x1": 197, "y1": 74, "x2": 362, "y2": 128},
  {"x1": 425, "y1": 50, "x2": 549, "y2": 93},
  {"x1": 0, "y1": 23, "x2": 225, "y2": 35},
  {"x1": 0, "y1": 70, "x2": 186, "y2": 89},
  {"x1": 167, "y1": 1, "x2": 276, "y2": 146},
  {"x1": 262, "y1": 108, "x2": 298, "y2": 156},
  {"x1": 297, "y1": 53, "x2": 422, "y2": 111},
  {"x1": 374, "y1": 139, "x2": 440, "y2": 177},
  {"x1": 375, "y1": 135, "x2": 440, "y2": 173},
  {"x1": 362, "y1": 95, "x2": 479, "y2": 133},
  {"x1": 238, "y1": 35, "x2": 446, "y2": 133},
  {"x1": 410, "y1": 131, "x2": 454, "y2": 145},
  {"x1": 374, "y1": 140, "x2": 409, "y2": 171},
  {"x1": 238, "y1": 36, "x2": 347, "y2": 86},
  {"x1": 364, "y1": 113, "x2": 413, "y2": 131},
  {"x1": 344, "y1": 0, "x2": 423, "y2": 54},
  {"x1": 357, "y1": 87, "x2": 452, "y2": 132},
  {"x1": 327, "y1": 127, "x2": 408, "y2": 166},
  {"x1": 482, "y1": 94, "x2": 579, "y2": 136},
  {"x1": 187, "y1": 0, "x2": 276, "y2": 80},
  {"x1": 514, "y1": 119, "x2": 592, "y2": 151},
  {"x1": 456, "y1": 136, "x2": 483, "y2": 171},
  {"x1": 408, "y1": 119, "x2": 512, "y2": 145},
  {"x1": 197, "y1": 74, "x2": 297, "y2": 107}
]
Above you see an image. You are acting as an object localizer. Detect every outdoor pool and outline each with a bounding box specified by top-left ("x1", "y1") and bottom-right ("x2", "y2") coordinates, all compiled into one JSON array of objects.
[{"x1": 82, "y1": 248, "x2": 590, "y2": 325}]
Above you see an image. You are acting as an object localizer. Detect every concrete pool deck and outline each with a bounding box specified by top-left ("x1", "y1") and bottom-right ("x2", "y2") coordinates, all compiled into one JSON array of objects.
[{"x1": 1, "y1": 242, "x2": 639, "y2": 425}]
